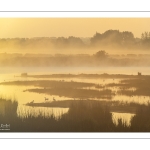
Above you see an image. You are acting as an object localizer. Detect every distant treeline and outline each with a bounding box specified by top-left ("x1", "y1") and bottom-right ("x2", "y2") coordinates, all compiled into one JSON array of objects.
[
  {"x1": 90, "y1": 30, "x2": 150, "y2": 50},
  {"x1": 0, "y1": 51, "x2": 150, "y2": 67},
  {"x1": 0, "y1": 30, "x2": 150, "y2": 51}
]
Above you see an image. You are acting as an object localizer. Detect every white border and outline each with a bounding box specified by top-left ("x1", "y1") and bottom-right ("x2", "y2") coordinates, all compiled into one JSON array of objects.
[
  {"x1": 0, "y1": 8, "x2": 150, "y2": 139},
  {"x1": 0, "y1": 12, "x2": 150, "y2": 18},
  {"x1": 0, "y1": 0, "x2": 150, "y2": 12},
  {"x1": 0, "y1": 133, "x2": 150, "y2": 139}
]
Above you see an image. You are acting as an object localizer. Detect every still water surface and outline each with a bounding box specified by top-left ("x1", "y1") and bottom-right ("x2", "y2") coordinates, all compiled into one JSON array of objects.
[{"x1": 0, "y1": 66, "x2": 150, "y2": 125}]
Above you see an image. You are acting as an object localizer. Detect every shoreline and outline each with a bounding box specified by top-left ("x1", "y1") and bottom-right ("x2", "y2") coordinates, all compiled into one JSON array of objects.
[
  {"x1": 19, "y1": 73, "x2": 144, "y2": 79},
  {"x1": 25, "y1": 100, "x2": 137, "y2": 114}
]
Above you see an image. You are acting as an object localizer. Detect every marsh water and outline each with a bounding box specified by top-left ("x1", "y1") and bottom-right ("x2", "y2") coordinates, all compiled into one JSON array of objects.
[{"x1": 0, "y1": 66, "x2": 150, "y2": 125}]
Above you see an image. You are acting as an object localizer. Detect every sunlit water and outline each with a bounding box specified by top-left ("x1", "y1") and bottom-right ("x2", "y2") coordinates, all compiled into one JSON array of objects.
[
  {"x1": 17, "y1": 104, "x2": 69, "y2": 119},
  {"x1": 0, "y1": 66, "x2": 150, "y2": 124},
  {"x1": 112, "y1": 112, "x2": 135, "y2": 126}
]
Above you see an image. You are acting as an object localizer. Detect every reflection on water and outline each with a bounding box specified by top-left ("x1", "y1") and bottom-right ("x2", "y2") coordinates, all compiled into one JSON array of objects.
[
  {"x1": 0, "y1": 85, "x2": 71, "y2": 104},
  {"x1": 17, "y1": 104, "x2": 69, "y2": 119},
  {"x1": 112, "y1": 112, "x2": 135, "y2": 126},
  {"x1": 112, "y1": 95, "x2": 150, "y2": 105},
  {"x1": 1, "y1": 66, "x2": 150, "y2": 120},
  {"x1": 0, "y1": 75, "x2": 145, "y2": 104}
]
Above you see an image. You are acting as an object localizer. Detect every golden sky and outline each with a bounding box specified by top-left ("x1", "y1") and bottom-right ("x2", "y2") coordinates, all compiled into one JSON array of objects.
[{"x1": 0, "y1": 18, "x2": 150, "y2": 38}]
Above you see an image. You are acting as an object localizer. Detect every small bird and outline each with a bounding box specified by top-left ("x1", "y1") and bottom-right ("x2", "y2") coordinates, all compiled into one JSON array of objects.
[
  {"x1": 45, "y1": 97, "x2": 49, "y2": 101},
  {"x1": 30, "y1": 100, "x2": 34, "y2": 104},
  {"x1": 53, "y1": 97, "x2": 56, "y2": 101}
]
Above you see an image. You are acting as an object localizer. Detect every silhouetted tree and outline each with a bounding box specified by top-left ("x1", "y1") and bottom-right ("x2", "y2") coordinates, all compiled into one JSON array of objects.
[
  {"x1": 141, "y1": 32, "x2": 150, "y2": 49},
  {"x1": 68, "y1": 36, "x2": 84, "y2": 47},
  {"x1": 94, "y1": 50, "x2": 108, "y2": 60},
  {"x1": 141, "y1": 33, "x2": 145, "y2": 40},
  {"x1": 122, "y1": 31, "x2": 134, "y2": 42},
  {"x1": 90, "y1": 30, "x2": 135, "y2": 49}
]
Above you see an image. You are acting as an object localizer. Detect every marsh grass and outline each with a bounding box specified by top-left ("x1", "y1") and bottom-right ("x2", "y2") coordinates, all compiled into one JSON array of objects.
[
  {"x1": 107, "y1": 77, "x2": 150, "y2": 97},
  {"x1": 0, "y1": 98, "x2": 115, "y2": 132},
  {"x1": 130, "y1": 103, "x2": 150, "y2": 131},
  {"x1": 27, "y1": 88, "x2": 114, "y2": 99},
  {"x1": 0, "y1": 80, "x2": 114, "y2": 99},
  {"x1": 0, "y1": 97, "x2": 18, "y2": 117},
  {"x1": 0, "y1": 97, "x2": 18, "y2": 131},
  {"x1": 1, "y1": 97, "x2": 150, "y2": 132},
  {"x1": 0, "y1": 80, "x2": 95, "y2": 89}
]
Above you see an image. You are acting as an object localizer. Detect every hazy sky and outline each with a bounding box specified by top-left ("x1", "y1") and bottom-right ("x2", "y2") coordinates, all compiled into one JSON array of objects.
[{"x1": 0, "y1": 18, "x2": 150, "y2": 38}]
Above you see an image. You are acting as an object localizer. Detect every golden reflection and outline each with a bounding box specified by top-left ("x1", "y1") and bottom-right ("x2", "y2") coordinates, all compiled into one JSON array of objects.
[
  {"x1": 112, "y1": 112, "x2": 135, "y2": 126},
  {"x1": 1, "y1": 18, "x2": 150, "y2": 131}
]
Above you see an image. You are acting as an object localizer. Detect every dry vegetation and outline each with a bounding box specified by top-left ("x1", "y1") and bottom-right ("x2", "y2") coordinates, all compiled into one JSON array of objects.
[{"x1": 1, "y1": 97, "x2": 150, "y2": 132}]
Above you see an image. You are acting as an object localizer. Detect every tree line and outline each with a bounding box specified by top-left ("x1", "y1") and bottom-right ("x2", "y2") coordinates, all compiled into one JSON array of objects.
[{"x1": 0, "y1": 30, "x2": 150, "y2": 50}]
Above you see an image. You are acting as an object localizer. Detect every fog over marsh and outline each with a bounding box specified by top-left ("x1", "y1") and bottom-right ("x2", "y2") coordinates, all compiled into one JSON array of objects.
[{"x1": 1, "y1": 19, "x2": 150, "y2": 132}]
